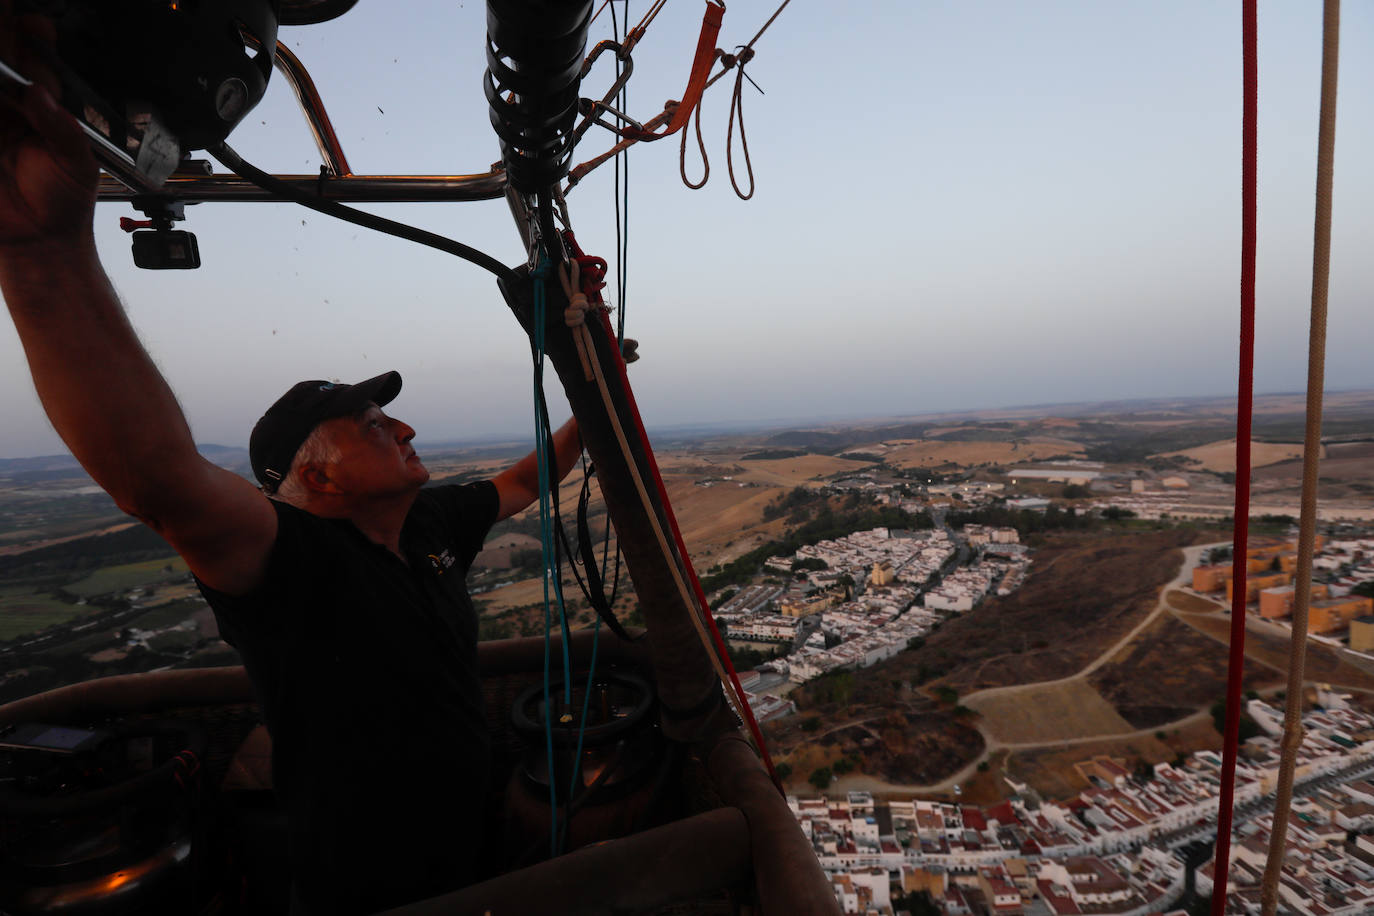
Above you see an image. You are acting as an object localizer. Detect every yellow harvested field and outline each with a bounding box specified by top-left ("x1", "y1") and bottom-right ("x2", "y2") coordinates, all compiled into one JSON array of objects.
[
  {"x1": 476, "y1": 467, "x2": 790, "y2": 614},
  {"x1": 1155, "y1": 439, "x2": 1307, "y2": 473},
  {"x1": 883, "y1": 438, "x2": 1085, "y2": 470},
  {"x1": 966, "y1": 680, "x2": 1136, "y2": 745},
  {"x1": 478, "y1": 577, "x2": 545, "y2": 614},
  {"x1": 730, "y1": 455, "x2": 876, "y2": 487},
  {"x1": 659, "y1": 478, "x2": 786, "y2": 549}
]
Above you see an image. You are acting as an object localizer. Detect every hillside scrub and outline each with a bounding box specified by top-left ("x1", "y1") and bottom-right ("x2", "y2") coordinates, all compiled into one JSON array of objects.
[
  {"x1": 1089, "y1": 614, "x2": 1280, "y2": 729},
  {"x1": 855, "y1": 528, "x2": 1216, "y2": 697}
]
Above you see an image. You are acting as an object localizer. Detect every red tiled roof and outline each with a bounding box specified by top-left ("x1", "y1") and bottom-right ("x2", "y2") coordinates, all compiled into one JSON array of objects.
[
  {"x1": 986, "y1": 801, "x2": 1020, "y2": 824},
  {"x1": 1035, "y1": 879, "x2": 1080, "y2": 915}
]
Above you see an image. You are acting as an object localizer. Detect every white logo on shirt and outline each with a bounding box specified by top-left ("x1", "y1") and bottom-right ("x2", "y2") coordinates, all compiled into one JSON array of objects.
[{"x1": 428, "y1": 549, "x2": 456, "y2": 575}]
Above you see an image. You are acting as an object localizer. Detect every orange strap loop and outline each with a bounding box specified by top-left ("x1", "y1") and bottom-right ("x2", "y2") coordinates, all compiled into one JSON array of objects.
[{"x1": 620, "y1": 1, "x2": 725, "y2": 142}]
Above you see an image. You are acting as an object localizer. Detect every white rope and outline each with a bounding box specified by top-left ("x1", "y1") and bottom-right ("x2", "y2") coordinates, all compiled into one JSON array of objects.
[{"x1": 1259, "y1": 1, "x2": 1340, "y2": 911}]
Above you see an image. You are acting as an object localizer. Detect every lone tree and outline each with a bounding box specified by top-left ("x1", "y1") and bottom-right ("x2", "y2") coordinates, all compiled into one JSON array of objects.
[
  {"x1": 808, "y1": 767, "x2": 833, "y2": 791},
  {"x1": 1210, "y1": 699, "x2": 1261, "y2": 743}
]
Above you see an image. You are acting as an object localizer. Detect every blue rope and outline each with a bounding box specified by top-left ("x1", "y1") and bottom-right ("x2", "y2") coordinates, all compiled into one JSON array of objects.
[
  {"x1": 532, "y1": 258, "x2": 559, "y2": 857},
  {"x1": 532, "y1": 282, "x2": 574, "y2": 709},
  {"x1": 534, "y1": 252, "x2": 589, "y2": 856},
  {"x1": 567, "y1": 617, "x2": 602, "y2": 804},
  {"x1": 534, "y1": 249, "x2": 611, "y2": 853}
]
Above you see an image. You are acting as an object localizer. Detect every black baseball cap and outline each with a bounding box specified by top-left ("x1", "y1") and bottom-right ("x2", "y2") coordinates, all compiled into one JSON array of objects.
[{"x1": 249, "y1": 371, "x2": 402, "y2": 492}]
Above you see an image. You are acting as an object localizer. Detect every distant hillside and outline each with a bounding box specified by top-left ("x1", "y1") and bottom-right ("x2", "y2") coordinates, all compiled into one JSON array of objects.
[{"x1": 0, "y1": 444, "x2": 249, "y2": 482}]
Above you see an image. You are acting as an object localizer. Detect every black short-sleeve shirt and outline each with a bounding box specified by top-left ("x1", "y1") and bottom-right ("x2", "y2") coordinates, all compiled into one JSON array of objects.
[{"x1": 198, "y1": 481, "x2": 499, "y2": 914}]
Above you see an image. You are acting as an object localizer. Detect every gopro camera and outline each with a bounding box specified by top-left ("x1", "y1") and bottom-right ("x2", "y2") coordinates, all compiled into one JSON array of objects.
[{"x1": 131, "y1": 229, "x2": 201, "y2": 270}]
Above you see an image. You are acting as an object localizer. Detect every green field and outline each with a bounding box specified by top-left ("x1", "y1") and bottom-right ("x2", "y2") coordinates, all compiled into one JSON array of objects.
[
  {"x1": 0, "y1": 594, "x2": 87, "y2": 641},
  {"x1": 64, "y1": 557, "x2": 189, "y2": 599}
]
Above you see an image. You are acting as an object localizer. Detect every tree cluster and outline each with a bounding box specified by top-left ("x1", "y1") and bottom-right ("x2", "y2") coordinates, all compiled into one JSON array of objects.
[{"x1": 1210, "y1": 699, "x2": 1261, "y2": 743}]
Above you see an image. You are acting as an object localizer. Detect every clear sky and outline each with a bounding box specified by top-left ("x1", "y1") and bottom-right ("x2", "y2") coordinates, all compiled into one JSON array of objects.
[{"x1": 2, "y1": 1, "x2": 1371, "y2": 458}]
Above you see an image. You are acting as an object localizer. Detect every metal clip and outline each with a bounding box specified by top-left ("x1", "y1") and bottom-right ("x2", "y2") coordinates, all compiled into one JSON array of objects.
[{"x1": 571, "y1": 41, "x2": 636, "y2": 146}]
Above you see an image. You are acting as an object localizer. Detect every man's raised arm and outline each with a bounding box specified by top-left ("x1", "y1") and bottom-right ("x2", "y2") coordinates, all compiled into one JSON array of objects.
[
  {"x1": 491, "y1": 417, "x2": 583, "y2": 521},
  {"x1": 0, "y1": 10, "x2": 275, "y2": 595}
]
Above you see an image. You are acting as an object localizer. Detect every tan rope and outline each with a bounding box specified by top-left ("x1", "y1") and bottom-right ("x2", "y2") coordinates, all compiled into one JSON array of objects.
[
  {"x1": 725, "y1": 49, "x2": 756, "y2": 200},
  {"x1": 1258, "y1": 2, "x2": 1339, "y2": 913},
  {"x1": 571, "y1": 0, "x2": 794, "y2": 191},
  {"x1": 740, "y1": 0, "x2": 792, "y2": 55},
  {"x1": 557, "y1": 261, "x2": 598, "y2": 381},
  {"x1": 679, "y1": 74, "x2": 711, "y2": 189},
  {"x1": 623, "y1": 0, "x2": 671, "y2": 55}
]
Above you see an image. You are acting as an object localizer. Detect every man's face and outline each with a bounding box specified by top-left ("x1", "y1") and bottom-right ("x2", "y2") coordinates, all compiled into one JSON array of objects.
[{"x1": 314, "y1": 403, "x2": 430, "y2": 498}]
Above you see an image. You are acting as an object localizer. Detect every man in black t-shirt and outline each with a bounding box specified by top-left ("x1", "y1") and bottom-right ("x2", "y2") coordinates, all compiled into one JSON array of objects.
[
  {"x1": 198, "y1": 373, "x2": 580, "y2": 912},
  {"x1": 0, "y1": 13, "x2": 582, "y2": 912}
]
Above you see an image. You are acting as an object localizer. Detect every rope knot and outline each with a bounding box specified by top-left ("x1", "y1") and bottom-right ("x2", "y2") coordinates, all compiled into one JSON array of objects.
[{"x1": 558, "y1": 259, "x2": 607, "y2": 328}]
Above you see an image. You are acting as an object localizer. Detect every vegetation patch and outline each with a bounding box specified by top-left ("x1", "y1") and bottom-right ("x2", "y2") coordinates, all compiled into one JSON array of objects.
[
  {"x1": 768, "y1": 709, "x2": 983, "y2": 787},
  {"x1": 64, "y1": 557, "x2": 189, "y2": 600},
  {"x1": 0, "y1": 523, "x2": 176, "y2": 578},
  {"x1": 1182, "y1": 614, "x2": 1374, "y2": 692},
  {"x1": 1007, "y1": 734, "x2": 1178, "y2": 800},
  {"x1": 740, "y1": 449, "x2": 806, "y2": 461},
  {"x1": 1167, "y1": 590, "x2": 1222, "y2": 613},
  {"x1": 959, "y1": 749, "x2": 1011, "y2": 805},
  {"x1": 1088, "y1": 613, "x2": 1279, "y2": 729}
]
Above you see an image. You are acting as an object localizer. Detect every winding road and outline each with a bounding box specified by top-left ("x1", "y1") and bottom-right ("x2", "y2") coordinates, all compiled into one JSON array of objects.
[{"x1": 831, "y1": 541, "x2": 1228, "y2": 796}]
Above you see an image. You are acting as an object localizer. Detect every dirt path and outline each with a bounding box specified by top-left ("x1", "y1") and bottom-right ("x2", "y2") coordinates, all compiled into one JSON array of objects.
[
  {"x1": 835, "y1": 543, "x2": 1223, "y2": 796},
  {"x1": 962, "y1": 543, "x2": 1214, "y2": 710},
  {"x1": 809, "y1": 539, "x2": 1365, "y2": 798}
]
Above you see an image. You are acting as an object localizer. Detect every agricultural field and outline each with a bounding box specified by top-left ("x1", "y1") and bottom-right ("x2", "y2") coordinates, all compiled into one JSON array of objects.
[
  {"x1": 1155, "y1": 438, "x2": 1305, "y2": 472},
  {"x1": 728, "y1": 454, "x2": 877, "y2": 488},
  {"x1": 0, "y1": 593, "x2": 90, "y2": 641},
  {"x1": 881, "y1": 437, "x2": 1086, "y2": 471}
]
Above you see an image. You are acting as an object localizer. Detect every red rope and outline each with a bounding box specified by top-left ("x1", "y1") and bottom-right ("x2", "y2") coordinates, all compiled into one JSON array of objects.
[
  {"x1": 594, "y1": 310, "x2": 781, "y2": 786},
  {"x1": 1212, "y1": 2, "x2": 1258, "y2": 912},
  {"x1": 562, "y1": 232, "x2": 781, "y2": 789}
]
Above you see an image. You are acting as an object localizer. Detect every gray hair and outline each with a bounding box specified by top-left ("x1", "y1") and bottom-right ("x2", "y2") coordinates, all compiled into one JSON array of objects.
[{"x1": 270, "y1": 424, "x2": 341, "y2": 506}]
